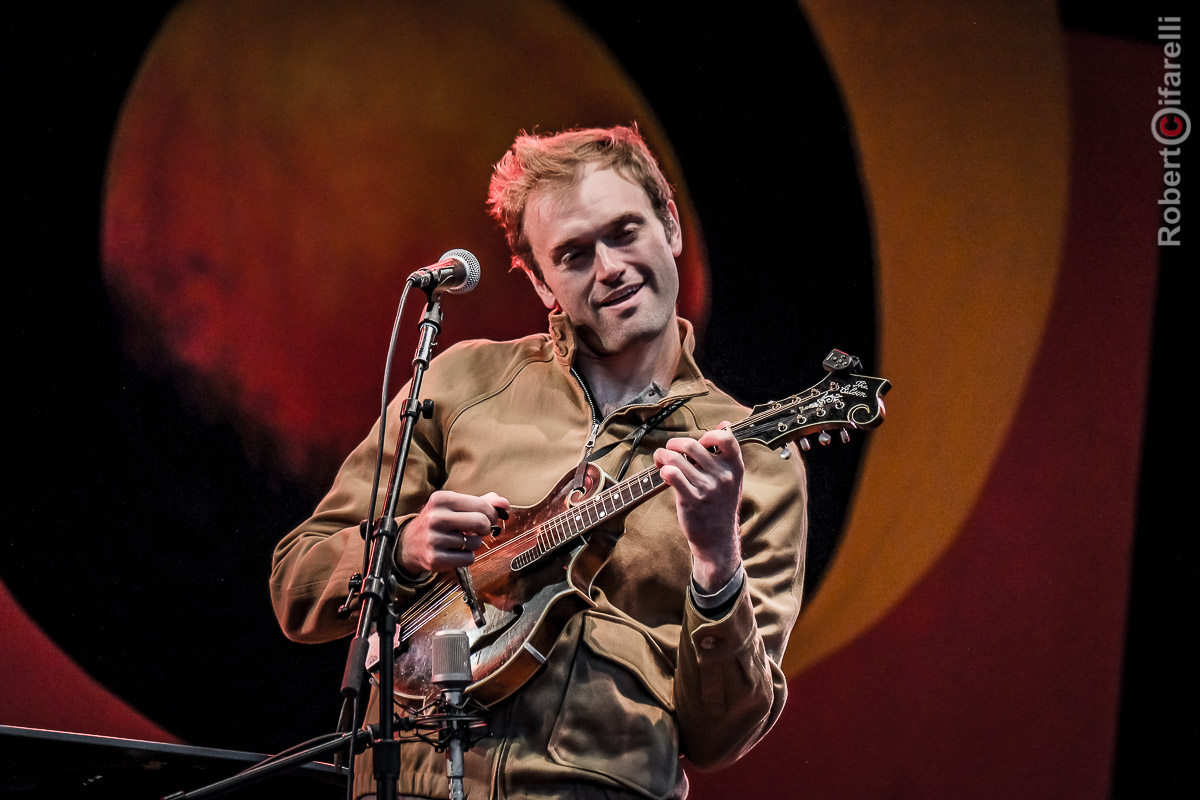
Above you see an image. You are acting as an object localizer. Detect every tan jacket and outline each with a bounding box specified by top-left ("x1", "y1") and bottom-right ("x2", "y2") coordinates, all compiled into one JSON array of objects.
[{"x1": 270, "y1": 314, "x2": 808, "y2": 799}]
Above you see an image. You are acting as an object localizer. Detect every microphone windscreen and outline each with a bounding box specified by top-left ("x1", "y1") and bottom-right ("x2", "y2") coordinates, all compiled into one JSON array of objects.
[
  {"x1": 431, "y1": 629, "x2": 473, "y2": 688},
  {"x1": 440, "y1": 249, "x2": 481, "y2": 295}
]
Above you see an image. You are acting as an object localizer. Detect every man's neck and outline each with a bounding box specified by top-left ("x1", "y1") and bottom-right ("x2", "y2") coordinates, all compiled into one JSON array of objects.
[{"x1": 574, "y1": 320, "x2": 683, "y2": 418}]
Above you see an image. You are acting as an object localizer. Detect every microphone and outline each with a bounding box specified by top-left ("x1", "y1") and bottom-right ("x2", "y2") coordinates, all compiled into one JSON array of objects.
[
  {"x1": 431, "y1": 630, "x2": 474, "y2": 800},
  {"x1": 408, "y1": 249, "x2": 481, "y2": 295}
]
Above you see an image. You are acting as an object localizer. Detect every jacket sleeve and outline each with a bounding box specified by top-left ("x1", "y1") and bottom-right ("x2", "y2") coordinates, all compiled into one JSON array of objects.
[
  {"x1": 269, "y1": 387, "x2": 446, "y2": 644},
  {"x1": 673, "y1": 440, "x2": 808, "y2": 770}
]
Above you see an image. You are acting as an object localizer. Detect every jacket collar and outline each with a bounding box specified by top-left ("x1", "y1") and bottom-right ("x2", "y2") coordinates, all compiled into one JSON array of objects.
[{"x1": 546, "y1": 311, "x2": 708, "y2": 402}]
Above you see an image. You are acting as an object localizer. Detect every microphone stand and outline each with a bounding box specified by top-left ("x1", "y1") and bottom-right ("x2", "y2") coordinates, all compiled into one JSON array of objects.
[
  {"x1": 159, "y1": 285, "x2": 445, "y2": 800},
  {"x1": 340, "y1": 289, "x2": 444, "y2": 800}
]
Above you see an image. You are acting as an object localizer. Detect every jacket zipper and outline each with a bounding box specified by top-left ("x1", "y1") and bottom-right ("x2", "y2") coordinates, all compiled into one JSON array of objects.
[
  {"x1": 568, "y1": 366, "x2": 701, "y2": 490},
  {"x1": 571, "y1": 366, "x2": 603, "y2": 454},
  {"x1": 570, "y1": 366, "x2": 602, "y2": 494}
]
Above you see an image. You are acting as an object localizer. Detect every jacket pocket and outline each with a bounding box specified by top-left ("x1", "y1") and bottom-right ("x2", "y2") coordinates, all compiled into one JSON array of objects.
[{"x1": 547, "y1": 613, "x2": 679, "y2": 799}]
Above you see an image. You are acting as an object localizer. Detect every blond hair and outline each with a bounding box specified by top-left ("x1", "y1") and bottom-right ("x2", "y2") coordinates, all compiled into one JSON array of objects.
[{"x1": 487, "y1": 125, "x2": 675, "y2": 279}]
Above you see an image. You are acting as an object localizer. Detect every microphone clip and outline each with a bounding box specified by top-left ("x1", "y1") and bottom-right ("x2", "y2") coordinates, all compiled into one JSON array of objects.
[{"x1": 400, "y1": 692, "x2": 492, "y2": 751}]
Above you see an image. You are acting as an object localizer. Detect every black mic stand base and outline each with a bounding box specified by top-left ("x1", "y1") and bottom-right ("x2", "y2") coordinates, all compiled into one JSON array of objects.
[{"x1": 161, "y1": 727, "x2": 369, "y2": 800}]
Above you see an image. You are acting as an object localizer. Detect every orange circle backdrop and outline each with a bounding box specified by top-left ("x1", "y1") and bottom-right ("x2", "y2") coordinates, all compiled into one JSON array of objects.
[{"x1": 103, "y1": 0, "x2": 709, "y2": 476}]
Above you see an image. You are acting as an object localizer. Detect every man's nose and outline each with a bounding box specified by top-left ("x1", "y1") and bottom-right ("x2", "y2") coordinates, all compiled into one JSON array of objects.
[{"x1": 595, "y1": 243, "x2": 624, "y2": 282}]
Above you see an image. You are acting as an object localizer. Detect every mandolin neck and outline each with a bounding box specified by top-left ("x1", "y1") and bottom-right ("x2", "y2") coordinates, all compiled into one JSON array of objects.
[
  {"x1": 509, "y1": 464, "x2": 670, "y2": 570},
  {"x1": 508, "y1": 421, "x2": 772, "y2": 571}
]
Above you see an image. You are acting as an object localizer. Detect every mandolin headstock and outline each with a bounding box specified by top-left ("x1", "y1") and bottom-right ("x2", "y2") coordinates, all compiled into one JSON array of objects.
[{"x1": 732, "y1": 350, "x2": 890, "y2": 452}]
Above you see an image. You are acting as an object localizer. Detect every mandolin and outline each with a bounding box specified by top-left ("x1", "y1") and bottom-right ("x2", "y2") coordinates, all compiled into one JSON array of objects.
[{"x1": 366, "y1": 349, "x2": 890, "y2": 706}]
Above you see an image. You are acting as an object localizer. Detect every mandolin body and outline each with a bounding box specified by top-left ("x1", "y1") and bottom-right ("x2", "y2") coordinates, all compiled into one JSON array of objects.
[{"x1": 390, "y1": 461, "x2": 624, "y2": 706}]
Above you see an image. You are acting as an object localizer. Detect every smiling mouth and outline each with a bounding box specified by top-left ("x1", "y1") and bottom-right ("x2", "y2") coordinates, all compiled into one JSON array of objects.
[{"x1": 598, "y1": 284, "x2": 642, "y2": 307}]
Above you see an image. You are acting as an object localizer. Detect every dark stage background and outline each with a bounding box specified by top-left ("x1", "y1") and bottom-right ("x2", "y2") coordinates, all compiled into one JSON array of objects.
[{"x1": 6, "y1": 2, "x2": 1191, "y2": 797}]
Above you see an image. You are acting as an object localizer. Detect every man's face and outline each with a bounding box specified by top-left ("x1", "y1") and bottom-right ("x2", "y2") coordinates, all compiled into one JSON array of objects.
[{"x1": 523, "y1": 166, "x2": 682, "y2": 359}]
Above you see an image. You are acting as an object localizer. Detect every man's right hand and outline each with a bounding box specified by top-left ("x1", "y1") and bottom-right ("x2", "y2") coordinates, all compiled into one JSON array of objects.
[{"x1": 397, "y1": 490, "x2": 509, "y2": 575}]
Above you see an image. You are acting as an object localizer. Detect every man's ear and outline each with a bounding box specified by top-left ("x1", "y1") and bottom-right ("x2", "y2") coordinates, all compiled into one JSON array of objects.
[
  {"x1": 526, "y1": 268, "x2": 559, "y2": 310},
  {"x1": 666, "y1": 200, "x2": 683, "y2": 257}
]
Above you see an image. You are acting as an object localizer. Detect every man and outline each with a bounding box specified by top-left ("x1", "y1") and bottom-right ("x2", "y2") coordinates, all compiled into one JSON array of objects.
[{"x1": 271, "y1": 125, "x2": 808, "y2": 799}]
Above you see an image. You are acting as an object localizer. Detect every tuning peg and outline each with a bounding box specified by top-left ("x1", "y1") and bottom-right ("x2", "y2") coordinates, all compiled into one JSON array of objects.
[
  {"x1": 799, "y1": 437, "x2": 811, "y2": 452},
  {"x1": 780, "y1": 448, "x2": 792, "y2": 460},
  {"x1": 840, "y1": 429, "x2": 851, "y2": 443},
  {"x1": 818, "y1": 432, "x2": 832, "y2": 446},
  {"x1": 823, "y1": 349, "x2": 863, "y2": 374}
]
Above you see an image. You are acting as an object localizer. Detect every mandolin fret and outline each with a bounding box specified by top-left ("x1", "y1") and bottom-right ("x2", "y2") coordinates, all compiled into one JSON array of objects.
[
  {"x1": 510, "y1": 468, "x2": 669, "y2": 570},
  {"x1": 514, "y1": 436, "x2": 774, "y2": 571}
]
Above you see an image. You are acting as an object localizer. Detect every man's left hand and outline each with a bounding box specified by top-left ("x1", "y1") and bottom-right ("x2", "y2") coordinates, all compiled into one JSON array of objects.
[{"x1": 654, "y1": 422, "x2": 744, "y2": 592}]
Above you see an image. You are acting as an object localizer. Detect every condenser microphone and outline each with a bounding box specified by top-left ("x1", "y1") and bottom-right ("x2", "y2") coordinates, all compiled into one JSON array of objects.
[
  {"x1": 432, "y1": 629, "x2": 473, "y2": 800},
  {"x1": 408, "y1": 249, "x2": 481, "y2": 295}
]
